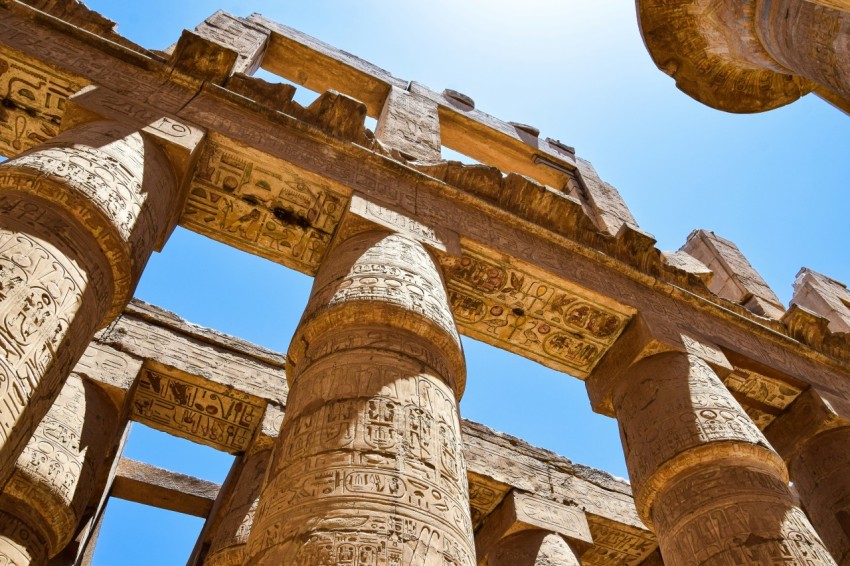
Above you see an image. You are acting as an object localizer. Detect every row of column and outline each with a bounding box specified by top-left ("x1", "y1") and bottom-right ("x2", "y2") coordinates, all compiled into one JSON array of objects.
[{"x1": 0, "y1": 93, "x2": 847, "y2": 566}]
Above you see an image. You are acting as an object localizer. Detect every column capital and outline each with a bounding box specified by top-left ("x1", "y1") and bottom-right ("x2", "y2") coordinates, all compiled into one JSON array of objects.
[
  {"x1": 586, "y1": 312, "x2": 732, "y2": 416},
  {"x1": 766, "y1": 386, "x2": 850, "y2": 462},
  {"x1": 474, "y1": 490, "x2": 591, "y2": 564}
]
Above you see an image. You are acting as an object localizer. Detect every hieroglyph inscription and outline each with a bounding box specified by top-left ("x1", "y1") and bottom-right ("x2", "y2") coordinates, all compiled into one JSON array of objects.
[
  {"x1": 181, "y1": 137, "x2": 348, "y2": 274},
  {"x1": 131, "y1": 367, "x2": 265, "y2": 453},
  {"x1": 445, "y1": 248, "x2": 627, "y2": 376},
  {"x1": 250, "y1": 365, "x2": 475, "y2": 566},
  {"x1": 723, "y1": 368, "x2": 803, "y2": 429},
  {"x1": 0, "y1": 51, "x2": 84, "y2": 158},
  {"x1": 0, "y1": 229, "x2": 87, "y2": 447}
]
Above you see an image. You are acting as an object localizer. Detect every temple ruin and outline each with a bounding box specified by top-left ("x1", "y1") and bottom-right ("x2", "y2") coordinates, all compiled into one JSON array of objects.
[{"x1": 0, "y1": 0, "x2": 848, "y2": 564}]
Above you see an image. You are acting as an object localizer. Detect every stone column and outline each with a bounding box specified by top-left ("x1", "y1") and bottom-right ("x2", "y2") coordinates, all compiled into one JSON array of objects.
[
  {"x1": 0, "y1": 373, "x2": 119, "y2": 564},
  {"x1": 614, "y1": 352, "x2": 835, "y2": 565},
  {"x1": 635, "y1": 0, "x2": 850, "y2": 112},
  {"x1": 203, "y1": 446, "x2": 272, "y2": 566},
  {"x1": 766, "y1": 389, "x2": 850, "y2": 565},
  {"x1": 244, "y1": 231, "x2": 475, "y2": 565},
  {"x1": 0, "y1": 116, "x2": 183, "y2": 485},
  {"x1": 790, "y1": 428, "x2": 850, "y2": 565},
  {"x1": 755, "y1": 0, "x2": 850, "y2": 104}
]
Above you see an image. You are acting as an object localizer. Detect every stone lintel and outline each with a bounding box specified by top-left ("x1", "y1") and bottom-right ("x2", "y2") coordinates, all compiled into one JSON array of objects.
[
  {"x1": 246, "y1": 13, "x2": 405, "y2": 118},
  {"x1": 661, "y1": 250, "x2": 713, "y2": 284},
  {"x1": 168, "y1": 30, "x2": 238, "y2": 85},
  {"x1": 375, "y1": 84, "x2": 441, "y2": 161},
  {"x1": 130, "y1": 362, "x2": 267, "y2": 454},
  {"x1": 573, "y1": 157, "x2": 640, "y2": 237},
  {"x1": 189, "y1": 11, "x2": 269, "y2": 76},
  {"x1": 111, "y1": 458, "x2": 220, "y2": 518},
  {"x1": 72, "y1": 343, "x2": 143, "y2": 408},
  {"x1": 680, "y1": 229, "x2": 785, "y2": 319},
  {"x1": 3, "y1": 4, "x2": 847, "y2": 381},
  {"x1": 475, "y1": 490, "x2": 592, "y2": 564}
]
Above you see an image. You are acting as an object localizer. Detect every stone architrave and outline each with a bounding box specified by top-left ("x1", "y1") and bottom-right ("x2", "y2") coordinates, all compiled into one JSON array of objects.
[
  {"x1": 244, "y1": 230, "x2": 476, "y2": 565},
  {"x1": 0, "y1": 373, "x2": 119, "y2": 564},
  {"x1": 0, "y1": 103, "x2": 195, "y2": 485},
  {"x1": 614, "y1": 352, "x2": 836, "y2": 565}
]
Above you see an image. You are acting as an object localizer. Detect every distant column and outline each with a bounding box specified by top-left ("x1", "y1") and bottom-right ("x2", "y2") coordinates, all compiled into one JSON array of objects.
[
  {"x1": 203, "y1": 446, "x2": 272, "y2": 565},
  {"x1": 767, "y1": 388, "x2": 850, "y2": 565},
  {"x1": 0, "y1": 374, "x2": 119, "y2": 564},
  {"x1": 0, "y1": 117, "x2": 182, "y2": 485},
  {"x1": 615, "y1": 352, "x2": 835, "y2": 565},
  {"x1": 245, "y1": 231, "x2": 475, "y2": 565}
]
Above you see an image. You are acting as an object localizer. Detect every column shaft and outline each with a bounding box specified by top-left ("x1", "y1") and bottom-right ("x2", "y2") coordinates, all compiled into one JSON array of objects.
[
  {"x1": 0, "y1": 373, "x2": 119, "y2": 563},
  {"x1": 756, "y1": 0, "x2": 850, "y2": 101},
  {"x1": 789, "y1": 427, "x2": 850, "y2": 565},
  {"x1": 0, "y1": 119, "x2": 179, "y2": 485},
  {"x1": 614, "y1": 352, "x2": 835, "y2": 565},
  {"x1": 245, "y1": 231, "x2": 475, "y2": 565},
  {"x1": 204, "y1": 447, "x2": 272, "y2": 566}
]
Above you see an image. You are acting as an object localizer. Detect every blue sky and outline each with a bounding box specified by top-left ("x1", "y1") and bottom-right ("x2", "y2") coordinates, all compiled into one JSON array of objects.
[{"x1": 77, "y1": 1, "x2": 849, "y2": 563}]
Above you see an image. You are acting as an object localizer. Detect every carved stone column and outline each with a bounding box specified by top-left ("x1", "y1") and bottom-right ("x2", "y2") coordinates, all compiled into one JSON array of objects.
[
  {"x1": 614, "y1": 352, "x2": 835, "y2": 565},
  {"x1": 0, "y1": 373, "x2": 119, "y2": 564},
  {"x1": 767, "y1": 389, "x2": 850, "y2": 565},
  {"x1": 636, "y1": 0, "x2": 850, "y2": 113},
  {"x1": 0, "y1": 113, "x2": 186, "y2": 485},
  {"x1": 244, "y1": 231, "x2": 475, "y2": 565},
  {"x1": 201, "y1": 405, "x2": 284, "y2": 566},
  {"x1": 204, "y1": 446, "x2": 271, "y2": 566}
]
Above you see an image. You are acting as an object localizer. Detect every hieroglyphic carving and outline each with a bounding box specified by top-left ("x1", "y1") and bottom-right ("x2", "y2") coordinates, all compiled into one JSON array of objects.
[
  {"x1": 718, "y1": 366, "x2": 806, "y2": 430},
  {"x1": 0, "y1": 229, "x2": 88, "y2": 448},
  {"x1": 131, "y1": 366, "x2": 265, "y2": 453},
  {"x1": 249, "y1": 364, "x2": 475, "y2": 565},
  {"x1": 0, "y1": 374, "x2": 117, "y2": 561},
  {"x1": 467, "y1": 474, "x2": 509, "y2": 528},
  {"x1": 0, "y1": 512, "x2": 46, "y2": 566},
  {"x1": 245, "y1": 232, "x2": 474, "y2": 565},
  {"x1": 583, "y1": 517, "x2": 657, "y2": 566},
  {"x1": 614, "y1": 352, "x2": 836, "y2": 565},
  {"x1": 181, "y1": 135, "x2": 348, "y2": 275},
  {"x1": 1, "y1": 118, "x2": 178, "y2": 320},
  {"x1": 0, "y1": 50, "x2": 85, "y2": 158},
  {"x1": 445, "y1": 245, "x2": 629, "y2": 377}
]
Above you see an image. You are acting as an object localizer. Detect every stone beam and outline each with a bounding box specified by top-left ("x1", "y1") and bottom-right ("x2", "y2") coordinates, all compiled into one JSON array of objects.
[{"x1": 110, "y1": 458, "x2": 220, "y2": 518}]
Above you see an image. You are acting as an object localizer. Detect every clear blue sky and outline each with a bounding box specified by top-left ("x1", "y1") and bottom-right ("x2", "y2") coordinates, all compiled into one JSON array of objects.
[{"x1": 78, "y1": 1, "x2": 849, "y2": 563}]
